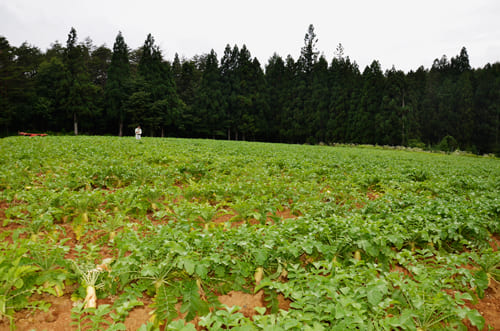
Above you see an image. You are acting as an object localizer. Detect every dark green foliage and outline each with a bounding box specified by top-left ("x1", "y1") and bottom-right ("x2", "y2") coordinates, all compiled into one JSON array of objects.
[
  {"x1": 62, "y1": 28, "x2": 99, "y2": 135},
  {"x1": 220, "y1": 44, "x2": 240, "y2": 140},
  {"x1": 473, "y1": 63, "x2": 500, "y2": 154},
  {"x1": 132, "y1": 33, "x2": 181, "y2": 137},
  {"x1": 194, "y1": 50, "x2": 225, "y2": 138},
  {"x1": 1, "y1": 26, "x2": 500, "y2": 153},
  {"x1": 176, "y1": 58, "x2": 202, "y2": 137},
  {"x1": 327, "y1": 52, "x2": 361, "y2": 143},
  {"x1": 299, "y1": 24, "x2": 319, "y2": 75},
  {"x1": 438, "y1": 135, "x2": 459, "y2": 152},
  {"x1": 105, "y1": 32, "x2": 130, "y2": 136},
  {"x1": 35, "y1": 57, "x2": 70, "y2": 131},
  {"x1": 264, "y1": 53, "x2": 287, "y2": 141},
  {"x1": 0, "y1": 38, "x2": 43, "y2": 135}
]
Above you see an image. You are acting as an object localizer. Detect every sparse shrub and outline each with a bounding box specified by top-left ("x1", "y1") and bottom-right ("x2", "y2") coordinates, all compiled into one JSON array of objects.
[
  {"x1": 407, "y1": 138, "x2": 426, "y2": 149},
  {"x1": 437, "y1": 135, "x2": 459, "y2": 152}
]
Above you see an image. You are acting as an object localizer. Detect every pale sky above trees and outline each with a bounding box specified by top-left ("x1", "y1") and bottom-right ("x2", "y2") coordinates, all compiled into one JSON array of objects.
[{"x1": 1, "y1": 0, "x2": 499, "y2": 71}]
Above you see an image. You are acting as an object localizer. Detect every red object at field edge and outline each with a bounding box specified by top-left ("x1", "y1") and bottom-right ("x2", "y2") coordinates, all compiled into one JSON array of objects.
[{"x1": 18, "y1": 132, "x2": 48, "y2": 137}]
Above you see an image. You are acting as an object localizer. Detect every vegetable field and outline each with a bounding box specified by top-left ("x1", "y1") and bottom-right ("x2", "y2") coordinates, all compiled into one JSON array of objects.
[{"x1": 0, "y1": 136, "x2": 499, "y2": 330}]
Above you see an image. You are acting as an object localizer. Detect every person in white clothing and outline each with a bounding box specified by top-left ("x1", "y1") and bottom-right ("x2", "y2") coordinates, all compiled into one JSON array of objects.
[{"x1": 135, "y1": 126, "x2": 142, "y2": 140}]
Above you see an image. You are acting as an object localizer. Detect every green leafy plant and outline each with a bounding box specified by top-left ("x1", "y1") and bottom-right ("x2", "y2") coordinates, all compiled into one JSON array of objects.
[
  {"x1": 71, "y1": 303, "x2": 126, "y2": 331},
  {"x1": 198, "y1": 305, "x2": 251, "y2": 329},
  {"x1": 0, "y1": 243, "x2": 48, "y2": 328},
  {"x1": 470, "y1": 248, "x2": 500, "y2": 298},
  {"x1": 71, "y1": 258, "x2": 112, "y2": 309},
  {"x1": 27, "y1": 236, "x2": 70, "y2": 297}
]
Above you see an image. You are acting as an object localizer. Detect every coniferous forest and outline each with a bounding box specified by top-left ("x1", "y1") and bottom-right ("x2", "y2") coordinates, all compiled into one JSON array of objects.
[{"x1": 1, "y1": 25, "x2": 499, "y2": 154}]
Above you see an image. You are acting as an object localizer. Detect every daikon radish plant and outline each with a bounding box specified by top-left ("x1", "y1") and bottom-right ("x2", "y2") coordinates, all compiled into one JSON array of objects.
[
  {"x1": 99, "y1": 211, "x2": 126, "y2": 243},
  {"x1": 471, "y1": 249, "x2": 500, "y2": 290},
  {"x1": 73, "y1": 259, "x2": 112, "y2": 309}
]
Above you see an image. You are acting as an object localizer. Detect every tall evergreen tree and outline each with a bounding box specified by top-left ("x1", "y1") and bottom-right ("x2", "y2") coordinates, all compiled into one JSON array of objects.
[
  {"x1": 105, "y1": 31, "x2": 130, "y2": 136},
  {"x1": 250, "y1": 57, "x2": 269, "y2": 141},
  {"x1": 421, "y1": 59, "x2": 445, "y2": 144},
  {"x1": 264, "y1": 53, "x2": 287, "y2": 141},
  {"x1": 280, "y1": 55, "x2": 299, "y2": 142},
  {"x1": 299, "y1": 24, "x2": 319, "y2": 76},
  {"x1": 327, "y1": 52, "x2": 360, "y2": 143},
  {"x1": 310, "y1": 56, "x2": 330, "y2": 143},
  {"x1": 63, "y1": 27, "x2": 96, "y2": 135},
  {"x1": 379, "y1": 67, "x2": 407, "y2": 145},
  {"x1": 133, "y1": 33, "x2": 180, "y2": 136},
  {"x1": 35, "y1": 57, "x2": 70, "y2": 132},
  {"x1": 451, "y1": 47, "x2": 471, "y2": 75},
  {"x1": 194, "y1": 49, "x2": 225, "y2": 138},
  {"x1": 451, "y1": 48, "x2": 474, "y2": 148},
  {"x1": 234, "y1": 45, "x2": 256, "y2": 140},
  {"x1": 89, "y1": 45, "x2": 111, "y2": 88},
  {"x1": 172, "y1": 53, "x2": 182, "y2": 87},
  {"x1": 455, "y1": 71, "x2": 474, "y2": 148},
  {"x1": 220, "y1": 44, "x2": 239, "y2": 139},
  {"x1": 87, "y1": 45, "x2": 111, "y2": 132},
  {"x1": 290, "y1": 24, "x2": 320, "y2": 142},
  {"x1": 175, "y1": 58, "x2": 202, "y2": 136},
  {"x1": 405, "y1": 66, "x2": 427, "y2": 145},
  {"x1": 355, "y1": 61, "x2": 384, "y2": 143},
  {"x1": 11, "y1": 42, "x2": 43, "y2": 132},
  {"x1": 45, "y1": 41, "x2": 65, "y2": 60},
  {"x1": 0, "y1": 39, "x2": 43, "y2": 134},
  {"x1": 0, "y1": 36, "x2": 16, "y2": 134},
  {"x1": 473, "y1": 63, "x2": 500, "y2": 153}
]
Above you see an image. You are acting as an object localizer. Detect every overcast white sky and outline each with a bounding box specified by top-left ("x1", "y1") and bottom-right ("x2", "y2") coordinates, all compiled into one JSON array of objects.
[{"x1": 1, "y1": 0, "x2": 499, "y2": 72}]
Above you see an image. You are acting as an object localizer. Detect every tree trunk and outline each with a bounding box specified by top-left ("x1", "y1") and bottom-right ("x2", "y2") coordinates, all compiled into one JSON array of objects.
[
  {"x1": 119, "y1": 121, "x2": 123, "y2": 137},
  {"x1": 73, "y1": 112, "x2": 78, "y2": 136},
  {"x1": 401, "y1": 93, "x2": 405, "y2": 146},
  {"x1": 495, "y1": 110, "x2": 499, "y2": 152}
]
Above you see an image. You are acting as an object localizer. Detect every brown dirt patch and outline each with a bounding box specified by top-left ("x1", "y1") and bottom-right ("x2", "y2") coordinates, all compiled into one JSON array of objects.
[
  {"x1": 274, "y1": 293, "x2": 291, "y2": 311},
  {"x1": 367, "y1": 190, "x2": 382, "y2": 200},
  {"x1": 0, "y1": 201, "x2": 7, "y2": 220},
  {"x1": 210, "y1": 207, "x2": 298, "y2": 229},
  {"x1": 229, "y1": 218, "x2": 261, "y2": 228},
  {"x1": 124, "y1": 301, "x2": 154, "y2": 331},
  {"x1": 55, "y1": 223, "x2": 117, "y2": 263},
  {"x1": 490, "y1": 234, "x2": 500, "y2": 252},
  {"x1": 218, "y1": 290, "x2": 266, "y2": 318},
  {"x1": 269, "y1": 208, "x2": 299, "y2": 221},
  {"x1": 0, "y1": 281, "x2": 289, "y2": 330},
  {"x1": 212, "y1": 210, "x2": 236, "y2": 225},
  {"x1": 0, "y1": 293, "x2": 74, "y2": 331},
  {"x1": 0, "y1": 221, "x2": 27, "y2": 244},
  {"x1": 390, "y1": 264, "x2": 414, "y2": 279},
  {"x1": 0, "y1": 292, "x2": 154, "y2": 331},
  {"x1": 466, "y1": 280, "x2": 500, "y2": 330},
  {"x1": 217, "y1": 290, "x2": 291, "y2": 318}
]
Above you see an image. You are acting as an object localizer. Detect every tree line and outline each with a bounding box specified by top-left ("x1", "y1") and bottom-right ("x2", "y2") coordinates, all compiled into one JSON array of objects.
[{"x1": 1, "y1": 25, "x2": 499, "y2": 154}]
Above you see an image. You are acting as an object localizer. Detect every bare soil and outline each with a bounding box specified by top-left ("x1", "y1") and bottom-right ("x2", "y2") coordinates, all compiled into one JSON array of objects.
[{"x1": 465, "y1": 279, "x2": 500, "y2": 331}]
